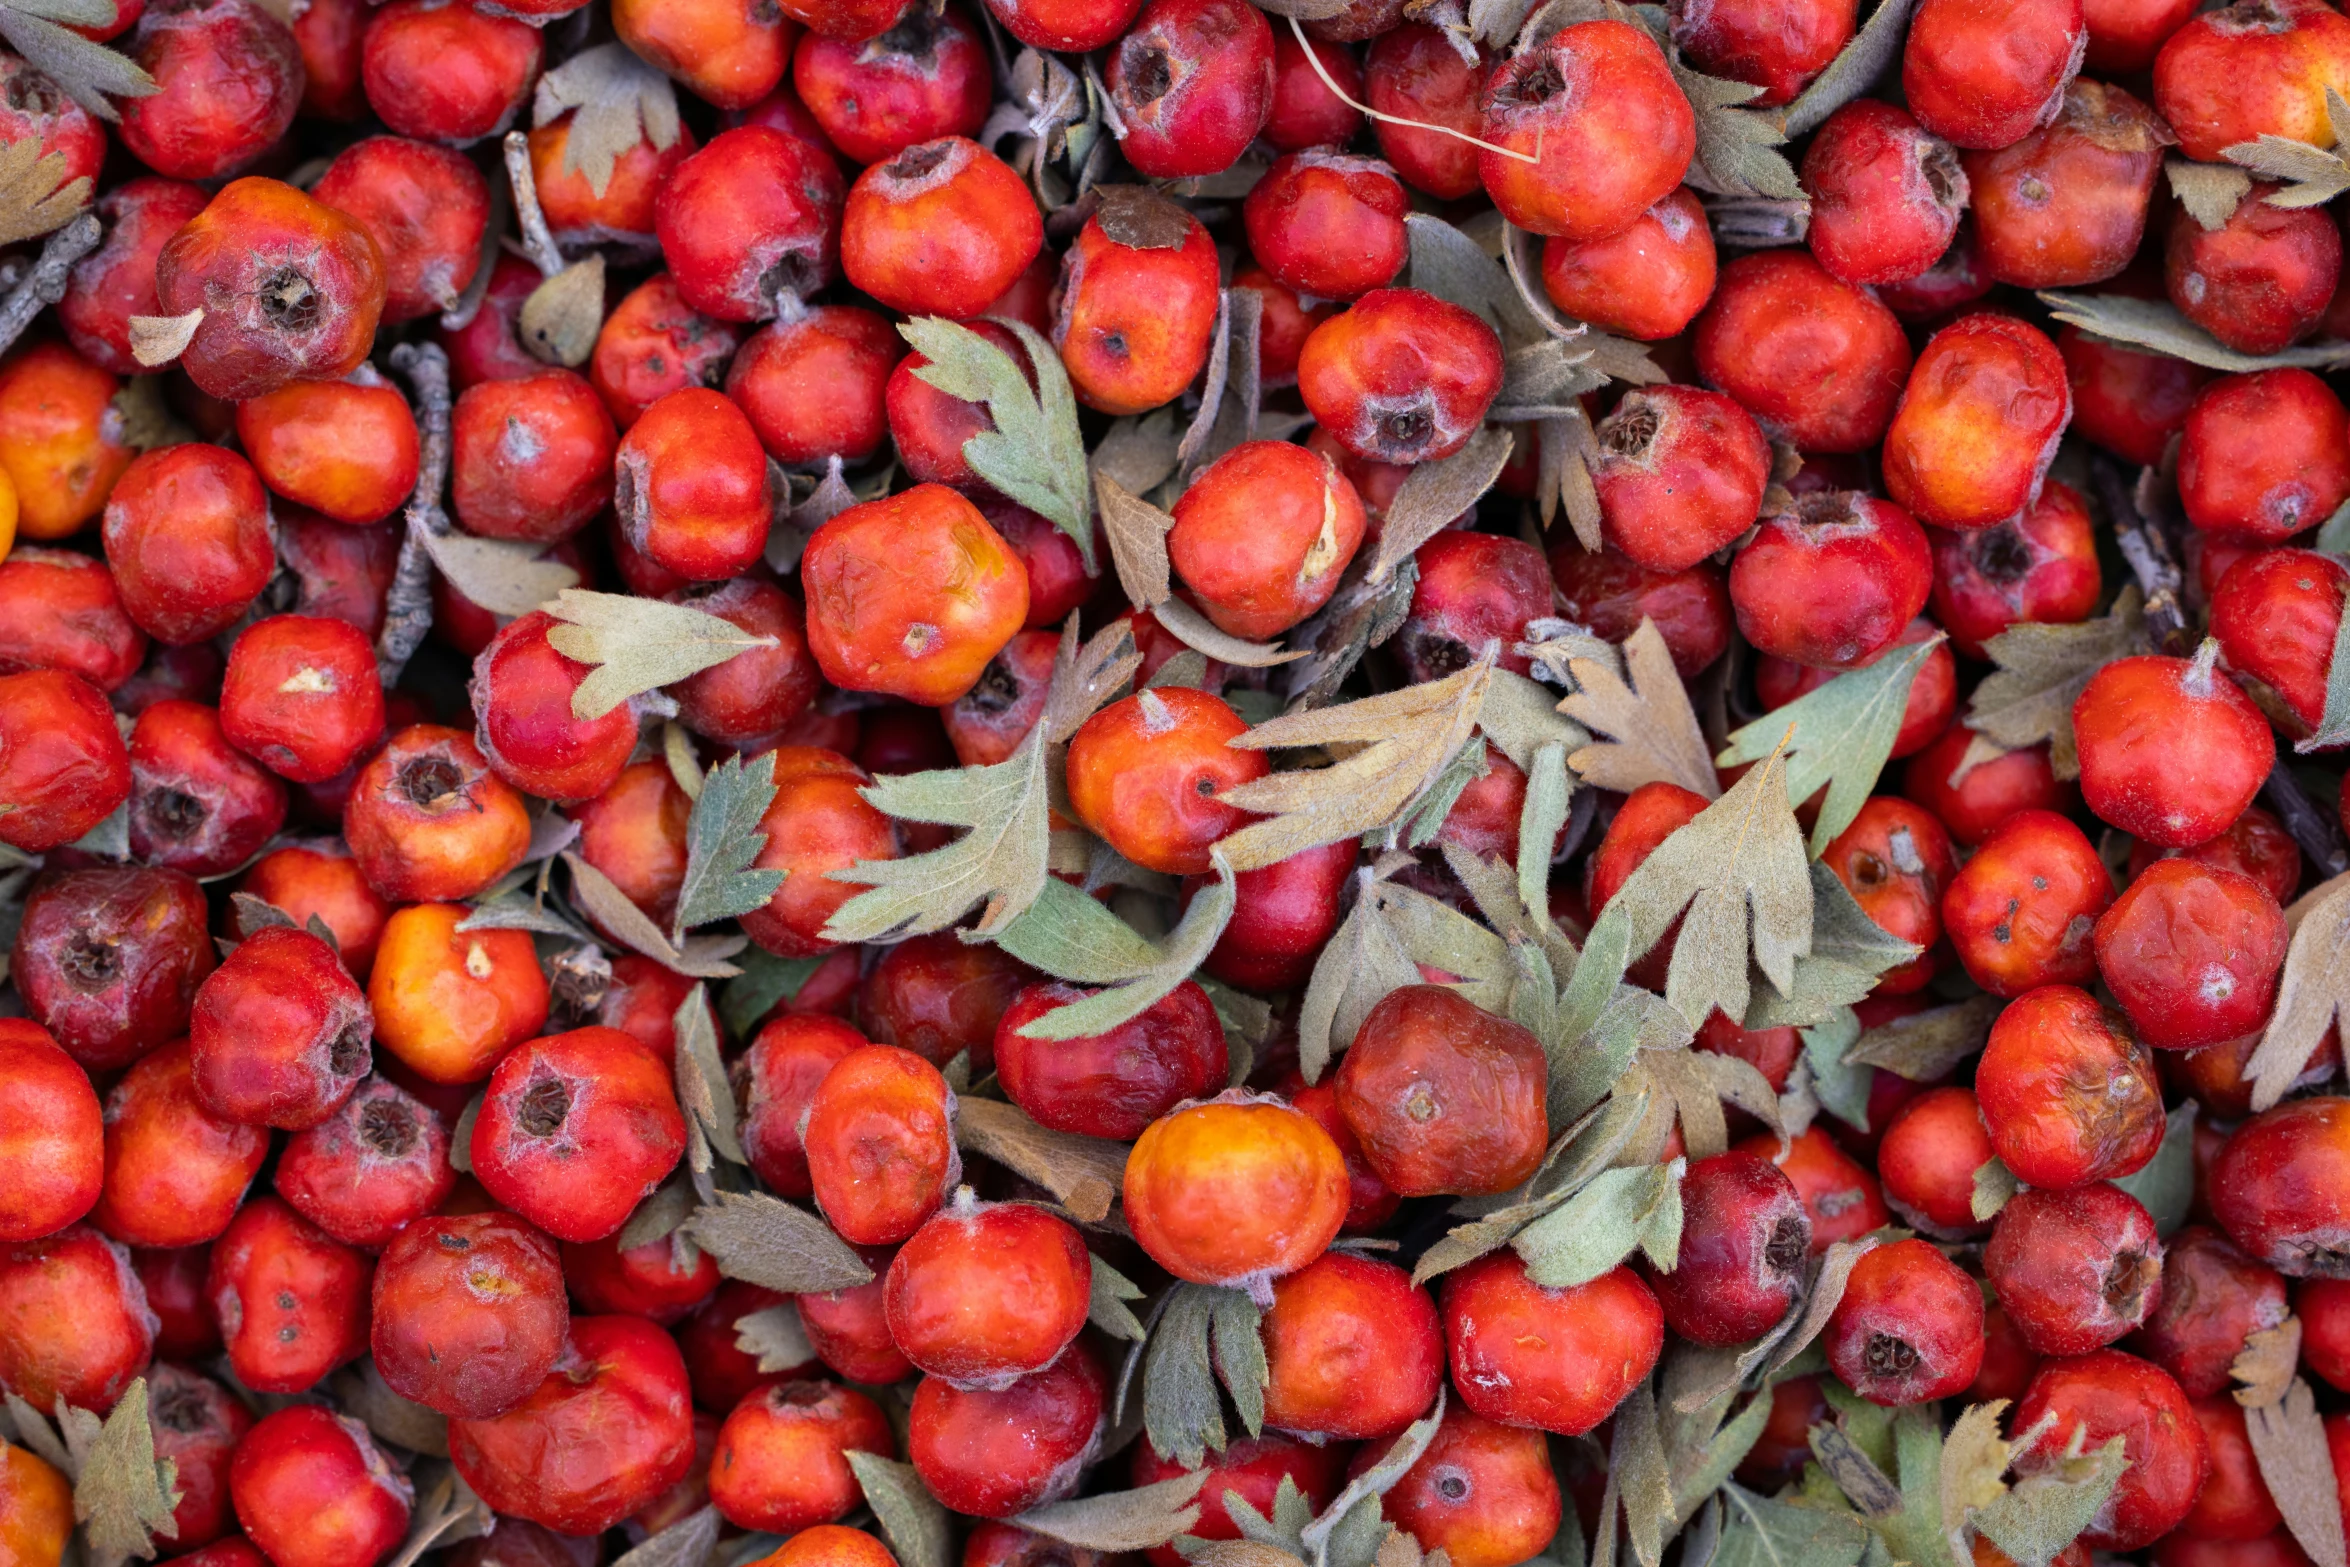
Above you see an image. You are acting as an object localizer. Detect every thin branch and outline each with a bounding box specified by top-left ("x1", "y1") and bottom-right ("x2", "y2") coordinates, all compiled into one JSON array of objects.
[
  {"x1": 1284, "y1": 13, "x2": 1539, "y2": 164},
  {"x1": 502, "y1": 130, "x2": 565, "y2": 278},
  {"x1": 2261, "y1": 738, "x2": 2350, "y2": 881},
  {"x1": 0, "y1": 210, "x2": 98, "y2": 359},
  {"x1": 376, "y1": 342, "x2": 453, "y2": 686},
  {"x1": 2091, "y1": 455, "x2": 2189, "y2": 654}
]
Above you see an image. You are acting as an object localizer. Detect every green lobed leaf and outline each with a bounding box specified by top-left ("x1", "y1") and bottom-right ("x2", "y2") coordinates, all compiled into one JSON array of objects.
[
  {"x1": 544, "y1": 589, "x2": 780, "y2": 721},
  {"x1": 71, "y1": 1377, "x2": 180, "y2": 1562},
  {"x1": 671, "y1": 752, "x2": 786, "y2": 939},
  {"x1": 848, "y1": 1453, "x2": 955, "y2": 1567},
  {"x1": 1710, "y1": 1484, "x2": 1871, "y2": 1567},
  {"x1": 1972, "y1": 1436, "x2": 2128, "y2": 1567},
  {"x1": 824, "y1": 728, "x2": 1053, "y2": 943},
  {"x1": 1143, "y1": 1284, "x2": 1228, "y2": 1469},
  {"x1": 1004, "y1": 856, "x2": 1235, "y2": 1040},
  {"x1": 1718, "y1": 633, "x2": 1946, "y2": 855},
  {"x1": 903, "y1": 316, "x2": 1093, "y2": 567},
  {"x1": 1090, "y1": 1254, "x2": 1149, "y2": 1342},
  {"x1": 1511, "y1": 1160, "x2": 1683, "y2": 1289}
]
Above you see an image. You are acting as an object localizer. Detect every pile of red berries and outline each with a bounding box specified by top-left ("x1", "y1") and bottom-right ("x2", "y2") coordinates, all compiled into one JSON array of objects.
[{"x1": 8, "y1": 1, "x2": 2350, "y2": 1567}]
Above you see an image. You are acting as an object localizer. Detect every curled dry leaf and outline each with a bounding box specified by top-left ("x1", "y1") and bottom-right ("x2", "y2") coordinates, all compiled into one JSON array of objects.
[
  {"x1": 127, "y1": 307, "x2": 202, "y2": 367},
  {"x1": 2233, "y1": 1317, "x2": 2304, "y2": 1410},
  {"x1": 519, "y1": 255, "x2": 606, "y2": 370},
  {"x1": 1151, "y1": 596, "x2": 1301, "y2": 667},
  {"x1": 2246, "y1": 872, "x2": 2350, "y2": 1111},
  {"x1": 1366, "y1": 426, "x2": 1516, "y2": 583},
  {"x1": 954, "y1": 1095, "x2": 1128, "y2": 1223},
  {"x1": 2168, "y1": 158, "x2": 2253, "y2": 230},
  {"x1": 1214, "y1": 652, "x2": 1497, "y2": 872},
  {"x1": 0, "y1": 136, "x2": 87, "y2": 247},
  {"x1": 1971, "y1": 1156, "x2": 2019, "y2": 1222},
  {"x1": 1296, "y1": 863, "x2": 1420, "y2": 1083},
  {"x1": 420, "y1": 529, "x2": 581, "y2": 619},
  {"x1": 544, "y1": 589, "x2": 780, "y2": 720},
  {"x1": 562, "y1": 853, "x2": 745, "y2": 979},
  {"x1": 2222, "y1": 89, "x2": 2350, "y2": 208},
  {"x1": 2245, "y1": 1381, "x2": 2349, "y2": 1567},
  {"x1": 609, "y1": 1507, "x2": 722, "y2": 1567},
  {"x1": 1561, "y1": 619, "x2": 1720, "y2": 800},
  {"x1": 733, "y1": 1302, "x2": 815, "y2": 1373},
  {"x1": 1095, "y1": 471, "x2": 1174, "y2": 609},
  {"x1": 2111, "y1": 1100, "x2": 2198, "y2": 1238},
  {"x1": 1964, "y1": 585, "x2": 2147, "y2": 779},
  {"x1": 1843, "y1": 992, "x2": 2002, "y2": 1080},
  {"x1": 330, "y1": 1359, "x2": 450, "y2": 1459}
]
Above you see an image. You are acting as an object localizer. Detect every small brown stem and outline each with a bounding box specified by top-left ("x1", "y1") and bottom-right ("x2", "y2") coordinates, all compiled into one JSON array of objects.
[
  {"x1": 0, "y1": 212, "x2": 99, "y2": 361},
  {"x1": 377, "y1": 343, "x2": 453, "y2": 685},
  {"x1": 502, "y1": 131, "x2": 565, "y2": 279},
  {"x1": 2092, "y1": 455, "x2": 2189, "y2": 654}
]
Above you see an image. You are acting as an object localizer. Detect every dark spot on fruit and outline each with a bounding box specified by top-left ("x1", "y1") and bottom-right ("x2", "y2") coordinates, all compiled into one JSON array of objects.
[
  {"x1": 1507, "y1": 57, "x2": 1565, "y2": 105},
  {"x1": 143, "y1": 786, "x2": 208, "y2": 841},
  {"x1": 1972, "y1": 523, "x2": 2033, "y2": 585},
  {"x1": 436, "y1": 1231, "x2": 473, "y2": 1252},
  {"x1": 328, "y1": 1018, "x2": 369, "y2": 1078},
  {"x1": 1922, "y1": 141, "x2": 1965, "y2": 209},
  {"x1": 1432, "y1": 1467, "x2": 1472, "y2": 1503},
  {"x1": 1603, "y1": 399, "x2": 1662, "y2": 457},
  {"x1": 888, "y1": 142, "x2": 953, "y2": 180},
  {"x1": 257, "y1": 266, "x2": 321, "y2": 333},
  {"x1": 873, "y1": 8, "x2": 943, "y2": 63},
  {"x1": 1765, "y1": 1214, "x2": 1808, "y2": 1274},
  {"x1": 277, "y1": 1290, "x2": 297, "y2": 1310},
  {"x1": 518, "y1": 1076, "x2": 571, "y2": 1137},
  {"x1": 1101, "y1": 330, "x2": 1130, "y2": 360},
  {"x1": 967, "y1": 654, "x2": 1022, "y2": 716},
  {"x1": 1125, "y1": 44, "x2": 1175, "y2": 105},
  {"x1": 759, "y1": 252, "x2": 826, "y2": 308},
  {"x1": 1850, "y1": 850, "x2": 1889, "y2": 889},
  {"x1": 152, "y1": 1380, "x2": 209, "y2": 1433},
  {"x1": 1381, "y1": 407, "x2": 1434, "y2": 452},
  {"x1": 1864, "y1": 1332, "x2": 1920, "y2": 1379},
  {"x1": 61, "y1": 934, "x2": 121, "y2": 988},
  {"x1": 399, "y1": 755, "x2": 463, "y2": 807},
  {"x1": 359, "y1": 1097, "x2": 420, "y2": 1158}
]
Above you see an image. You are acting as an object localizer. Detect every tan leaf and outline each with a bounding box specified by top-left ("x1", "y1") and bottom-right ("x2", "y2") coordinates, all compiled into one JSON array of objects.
[
  {"x1": 1213, "y1": 651, "x2": 1496, "y2": 872},
  {"x1": 954, "y1": 1096, "x2": 1128, "y2": 1223},
  {"x1": 1095, "y1": 470, "x2": 1173, "y2": 608},
  {"x1": 1366, "y1": 426, "x2": 1515, "y2": 582},
  {"x1": 2248, "y1": 876, "x2": 2350, "y2": 1111},
  {"x1": 2168, "y1": 158, "x2": 2253, "y2": 230},
  {"x1": 2234, "y1": 1317, "x2": 2304, "y2": 1409},
  {"x1": 533, "y1": 42, "x2": 682, "y2": 199},
  {"x1": 422, "y1": 528, "x2": 581, "y2": 618},
  {"x1": 1150, "y1": 596, "x2": 1302, "y2": 667},
  {"x1": 0, "y1": 135, "x2": 86, "y2": 246},
  {"x1": 1940, "y1": 1400, "x2": 2014, "y2": 1531},
  {"x1": 71, "y1": 1377, "x2": 181, "y2": 1563},
  {"x1": 1561, "y1": 619, "x2": 1721, "y2": 800},
  {"x1": 127, "y1": 308, "x2": 201, "y2": 367},
  {"x1": 2246, "y1": 1378, "x2": 2349, "y2": 1567},
  {"x1": 1092, "y1": 184, "x2": 1196, "y2": 248},
  {"x1": 519, "y1": 255, "x2": 605, "y2": 369}
]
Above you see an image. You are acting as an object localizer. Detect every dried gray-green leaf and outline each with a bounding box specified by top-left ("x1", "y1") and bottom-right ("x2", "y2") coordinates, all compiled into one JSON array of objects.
[
  {"x1": 1749, "y1": 866, "x2": 1923, "y2": 1032},
  {"x1": 1019, "y1": 1474, "x2": 1208, "y2": 1553},
  {"x1": 0, "y1": 10, "x2": 156, "y2": 120},
  {"x1": 2235, "y1": 1317, "x2": 2303, "y2": 1409},
  {"x1": 1299, "y1": 1395, "x2": 1445, "y2": 1564},
  {"x1": 422, "y1": 528, "x2": 581, "y2": 618},
  {"x1": 1714, "y1": 1484, "x2": 1871, "y2": 1567},
  {"x1": 719, "y1": 949, "x2": 826, "y2": 1039},
  {"x1": 904, "y1": 316, "x2": 1092, "y2": 564},
  {"x1": 1612, "y1": 1382, "x2": 1672, "y2": 1567},
  {"x1": 1965, "y1": 586, "x2": 2148, "y2": 779},
  {"x1": 565, "y1": 853, "x2": 742, "y2": 978},
  {"x1": 382, "y1": 1466, "x2": 491, "y2": 1567},
  {"x1": 1093, "y1": 409, "x2": 1183, "y2": 498},
  {"x1": 2041, "y1": 291, "x2": 2350, "y2": 373},
  {"x1": 733, "y1": 1302, "x2": 814, "y2": 1373},
  {"x1": 1296, "y1": 867, "x2": 1420, "y2": 1083},
  {"x1": 1096, "y1": 470, "x2": 1174, "y2": 608},
  {"x1": 611, "y1": 1506, "x2": 722, "y2": 1567},
  {"x1": 672, "y1": 751, "x2": 786, "y2": 937},
  {"x1": 1783, "y1": 0, "x2": 1914, "y2": 136},
  {"x1": 0, "y1": 135, "x2": 87, "y2": 246},
  {"x1": 1216, "y1": 654, "x2": 1496, "y2": 872},
  {"x1": 2169, "y1": 158, "x2": 2253, "y2": 230},
  {"x1": 954, "y1": 1096, "x2": 1128, "y2": 1223},
  {"x1": 1512, "y1": 1160, "x2": 1683, "y2": 1289},
  {"x1": 2300, "y1": 578, "x2": 2350, "y2": 753},
  {"x1": 533, "y1": 43, "x2": 681, "y2": 198},
  {"x1": 1005, "y1": 854, "x2": 1234, "y2": 1041},
  {"x1": 2246, "y1": 872, "x2": 2350, "y2": 1111},
  {"x1": 2248, "y1": 1378, "x2": 2349, "y2": 1567},
  {"x1": 686, "y1": 1190, "x2": 876, "y2": 1293},
  {"x1": 825, "y1": 735, "x2": 1053, "y2": 943},
  {"x1": 1844, "y1": 993, "x2": 2001, "y2": 1081},
  {"x1": 72, "y1": 1377, "x2": 181, "y2": 1562},
  {"x1": 1562, "y1": 620, "x2": 1720, "y2": 800},
  {"x1": 546, "y1": 589, "x2": 780, "y2": 720},
  {"x1": 520, "y1": 258, "x2": 605, "y2": 373},
  {"x1": 1406, "y1": 211, "x2": 1539, "y2": 342},
  {"x1": 1144, "y1": 1285, "x2": 1226, "y2": 1469},
  {"x1": 1368, "y1": 428, "x2": 1515, "y2": 583},
  {"x1": 1718, "y1": 632, "x2": 1947, "y2": 855},
  {"x1": 674, "y1": 983, "x2": 743, "y2": 1166},
  {"x1": 1152, "y1": 596, "x2": 1302, "y2": 668},
  {"x1": 1972, "y1": 1156, "x2": 2020, "y2": 1222},
  {"x1": 1607, "y1": 742, "x2": 1811, "y2": 1032},
  {"x1": 619, "y1": 1174, "x2": 697, "y2": 1253},
  {"x1": 1973, "y1": 1436, "x2": 2128, "y2": 1567},
  {"x1": 1677, "y1": 61, "x2": 1802, "y2": 200},
  {"x1": 849, "y1": 1453, "x2": 955, "y2": 1567},
  {"x1": 1091, "y1": 1253, "x2": 1149, "y2": 1342}
]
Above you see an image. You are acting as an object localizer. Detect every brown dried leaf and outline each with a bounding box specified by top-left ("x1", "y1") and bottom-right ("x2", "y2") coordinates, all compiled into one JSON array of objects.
[
  {"x1": 2234, "y1": 1317, "x2": 2304, "y2": 1409},
  {"x1": 1843, "y1": 993, "x2": 2003, "y2": 1080},
  {"x1": 955, "y1": 1096, "x2": 1128, "y2": 1223},
  {"x1": 2248, "y1": 875, "x2": 2350, "y2": 1111},
  {"x1": 0, "y1": 133, "x2": 90, "y2": 246},
  {"x1": 1151, "y1": 596, "x2": 1303, "y2": 667},
  {"x1": 1093, "y1": 184, "x2": 1196, "y2": 249},
  {"x1": 1096, "y1": 471, "x2": 1173, "y2": 608},
  {"x1": 329, "y1": 1359, "x2": 450, "y2": 1458},
  {"x1": 519, "y1": 255, "x2": 605, "y2": 369},
  {"x1": 2168, "y1": 158, "x2": 2253, "y2": 230},
  {"x1": 2246, "y1": 1378, "x2": 2349, "y2": 1567},
  {"x1": 1561, "y1": 619, "x2": 1720, "y2": 800},
  {"x1": 1366, "y1": 426, "x2": 1515, "y2": 582},
  {"x1": 127, "y1": 307, "x2": 201, "y2": 367}
]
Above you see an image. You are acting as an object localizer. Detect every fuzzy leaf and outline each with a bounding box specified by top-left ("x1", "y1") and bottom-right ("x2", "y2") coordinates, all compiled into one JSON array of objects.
[
  {"x1": 671, "y1": 752, "x2": 785, "y2": 938},
  {"x1": 903, "y1": 316, "x2": 1092, "y2": 565},
  {"x1": 0, "y1": 9, "x2": 155, "y2": 120},
  {"x1": 1939, "y1": 1401, "x2": 2016, "y2": 1538},
  {"x1": 1843, "y1": 993, "x2": 2001, "y2": 1081},
  {"x1": 519, "y1": 256, "x2": 605, "y2": 370},
  {"x1": 1972, "y1": 1156, "x2": 2020, "y2": 1222},
  {"x1": 2168, "y1": 158, "x2": 2253, "y2": 230},
  {"x1": 1561, "y1": 619, "x2": 1720, "y2": 800},
  {"x1": 1675, "y1": 59, "x2": 1801, "y2": 200},
  {"x1": 2246, "y1": 872, "x2": 2350, "y2": 1110},
  {"x1": 1300, "y1": 1395, "x2": 1444, "y2": 1566},
  {"x1": 2300, "y1": 577, "x2": 2350, "y2": 753},
  {"x1": 824, "y1": 729, "x2": 1051, "y2": 941},
  {"x1": 1152, "y1": 597, "x2": 1303, "y2": 668},
  {"x1": 1003, "y1": 857, "x2": 1235, "y2": 1039},
  {"x1": 383, "y1": 1466, "x2": 491, "y2": 1567},
  {"x1": 733, "y1": 1302, "x2": 814, "y2": 1373},
  {"x1": 1963, "y1": 586, "x2": 2148, "y2": 779},
  {"x1": 544, "y1": 589, "x2": 779, "y2": 721},
  {"x1": 0, "y1": 135, "x2": 86, "y2": 245},
  {"x1": 1144, "y1": 1285, "x2": 1230, "y2": 1468},
  {"x1": 1096, "y1": 471, "x2": 1174, "y2": 608},
  {"x1": 1215, "y1": 653, "x2": 1497, "y2": 872},
  {"x1": 1718, "y1": 632, "x2": 1946, "y2": 854},
  {"x1": 2235, "y1": 1318, "x2": 2303, "y2": 1409},
  {"x1": 2223, "y1": 107, "x2": 2350, "y2": 207},
  {"x1": 533, "y1": 43, "x2": 681, "y2": 198},
  {"x1": 1974, "y1": 1436, "x2": 2128, "y2": 1567},
  {"x1": 422, "y1": 528, "x2": 581, "y2": 618},
  {"x1": 564, "y1": 853, "x2": 744, "y2": 978},
  {"x1": 1366, "y1": 427, "x2": 1516, "y2": 583},
  {"x1": 1714, "y1": 1485, "x2": 1871, "y2": 1567},
  {"x1": 612, "y1": 1508, "x2": 721, "y2": 1567},
  {"x1": 953, "y1": 1096, "x2": 1128, "y2": 1223},
  {"x1": 673, "y1": 983, "x2": 743, "y2": 1168},
  {"x1": 2251, "y1": 1378, "x2": 2350, "y2": 1567},
  {"x1": 849, "y1": 1454, "x2": 955, "y2": 1567},
  {"x1": 1296, "y1": 866, "x2": 1420, "y2": 1083},
  {"x1": 686, "y1": 1190, "x2": 876, "y2": 1293},
  {"x1": 1405, "y1": 212, "x2": 1542, "y2": 343},
  {"x1": 72, "y1": 1378, "x2": 180, "y2": 1562},
  {"x1": 1090, "y1": 1253, "x2": 1149, "y2": 1341},
  {"x1": 1747, "y1": 865, "x2": 1925, "y2": 1032},
  {"x1": 1512, "y1": 1159, "x2": 1683, "y2": 1288},
  {"x1": 1606, "y1": 739, "x2": 1812, "y2": 1032},
  {"x1": 1783, "y1": 0, "x2": 1914, "y2": 135},
  {"x1": 1017, "y1": 1474, "x2": 1209, "y2": 1553},
  {"x1": 2041, "y1": 291, "x2": 2350, "y2": 373}
]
